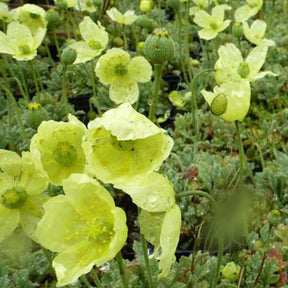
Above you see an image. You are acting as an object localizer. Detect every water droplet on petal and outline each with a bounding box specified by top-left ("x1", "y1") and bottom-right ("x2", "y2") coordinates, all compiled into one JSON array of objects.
[{"x1": 147, "y1": 193, "x2": 158, "y2": 207}]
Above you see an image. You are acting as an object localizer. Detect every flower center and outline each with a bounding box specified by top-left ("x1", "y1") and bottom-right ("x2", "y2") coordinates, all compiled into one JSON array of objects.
[
  {"x1": 210, "y1": 20, "x2": 218, "y2": 30},
  {"x1": 111, "y1": 135, "x2": 136, "y2": 151},
  {"x1": 87, "y1": 219, "x2": 115, "y2": 244},
  {"x1": 114, "y1": 63, "x2": 128, "y2": 76},
  {"x1": 1, "y1": 186, "x2": 28, "y2": 209},
  {"x1": 53, "y1": 141, "x2": 77, "y2": 166},
  {"x1": 27, "y1": 102, "x2": 42, "y2": 110},
  {"x1": 19, "y1": 44, "x2": 31, "y2": 55},
  {"x1": 88, "y1": 39, "x2": 102, "y2": 50},
  {"x1": 237, "y1": 62, "x2": 250, "y2": 78}
]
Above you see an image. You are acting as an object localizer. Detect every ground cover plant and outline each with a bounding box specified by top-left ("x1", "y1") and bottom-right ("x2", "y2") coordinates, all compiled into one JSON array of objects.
[{"x1": 0, "y1": 0, "x2": 288, "y2": 287}]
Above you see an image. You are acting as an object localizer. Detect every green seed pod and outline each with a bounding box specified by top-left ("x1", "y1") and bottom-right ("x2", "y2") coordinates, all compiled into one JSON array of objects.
[
  {"x1": 167, "y1": 0, "x2": 181, "y2": 10},
  {"x1": 24, "y1": 102, "x2": 48, "y2": 130},
  {"x1": 56, "y1": 0, "x2": 68, "y2": 10},
  {"x1": 144, "y1": 28, "x2": 175, "y2": 64},
  {"x1": 60, "y1": 47, "x2": 77, "y2": 65},
  {"x1": 232, "y1": 22, "x2": 243, "y2": 39},
  {"x1": 46, "y1": 9, "x2": 61, "y2": 30},
  {"x1": 237, "y1": 62, "x2": 250, "y2": 78},
  {"x1": 210, "y1": 94, "x2": 227, "y2": 116}
]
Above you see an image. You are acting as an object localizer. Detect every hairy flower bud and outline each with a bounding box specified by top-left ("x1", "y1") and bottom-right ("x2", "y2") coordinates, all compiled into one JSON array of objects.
[
  {"x1": 140, "y1": 0, "x2": 154, "y2": 12},
  {"x1": 144, "y1": 28, "x2": 175, "y2": 64},
  {"x1": 210, "y1": 93, "x2": 227, "y2": 116},
  {"x1": 61, "y1": 47, "x2": 77, "y2": 65}
]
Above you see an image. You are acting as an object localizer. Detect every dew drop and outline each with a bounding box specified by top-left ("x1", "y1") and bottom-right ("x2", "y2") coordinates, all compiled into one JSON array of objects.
[{"x1": 147, "y1": 193, "x2": 158, "y2": 207}]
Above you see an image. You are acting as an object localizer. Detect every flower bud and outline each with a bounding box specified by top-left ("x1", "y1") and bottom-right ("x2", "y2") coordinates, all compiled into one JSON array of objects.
[
  {"x1": 140, "y1": 0, "x2": 154, "y2": 12},
  {"x1": 144, "y1": 28, "x2": 175, "y2": 64},
  {"x1": 210, "y1": 94, "x2": 227, "y2": 116},
  {"x1": 112, "y1": 37, "x2": 124, "y2": 47},
  {"x1": 232, "y1": 22, "x2": 243, "y2": 39},
  {"x1": 221, "y1": 262, "x2": 240, "y2": 282},
  {"x1": 237, "y1": 62, "x2": 250, "y2": 78},
  {"x1": 46, "y1": 9, "x2": 61, "y2": 30},
  {"x1": 24, "y1": 102, "x2": 49, "y2": 130},
  {"x1": 61, "y1": 47, "x2": 77, "y2": 65},
  {"x1": 56, "y1": 0, "x2": 68, "y2": 10}
]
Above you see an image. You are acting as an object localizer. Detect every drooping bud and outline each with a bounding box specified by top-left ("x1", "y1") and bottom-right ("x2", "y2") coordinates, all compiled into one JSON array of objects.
[
  {"x1": 237, "y1": 62, "x2": 250, "y2": 78},
  {"x1": 143, "y1": 28, "x2": 175, "y2": 64},
  {"x1": 1, "y1": 187, "x2": 28, "y2": 209},
  {"x1": 60, "y1": 47, "x2": 77, "y2": 65},
  {"x1": 210, "y1": 94, "x2": 227, "y2": 116}
]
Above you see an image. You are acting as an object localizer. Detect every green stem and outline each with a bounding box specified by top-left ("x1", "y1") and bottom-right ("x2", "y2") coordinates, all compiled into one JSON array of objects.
[
  {"x1": 177, "y1": 190, "x2": 223, "y2": 288},
  {"x1": 235, "y1": 121, "x2": 245, "y2": 187},
  {"x1": 149, "y1": 63, "x2": 164, "y2": 122},
  {"x1": 17, "y1": 62, "x2": 30, "y2": 101},
  {"x1": 122, "y1": 24, "x2": 128, "y2": 51},
  {"x1": 61, "y1": 64, "x2": 68, "y2": 115},
  {"x1": 52, "y1": 30, "x2": 61, "y2": 58},
  {"x1": 80, "y1": 275, "x2": 92, "y2": 288},
  {"x1": 30, "y1": 60, "x2": 40, "y2": 100},
  {"x1": 89, "y1": 62, "x2": 102, "y2": 115},
  {"x1": 190, "y1": 69, "x2": 214, "y2": 138},
  {"x1": 1, "y1": 84, "x2": 29, "y2": 147},
  {"x1": 90, "y1": 269, "x2": 103, "y2": 288},
  {"x1": 115, "y1": 252, "x2": 129, "y2": 288},
  {"x1": 140, "y1": 234, "x2": 154, "y2": 288}
]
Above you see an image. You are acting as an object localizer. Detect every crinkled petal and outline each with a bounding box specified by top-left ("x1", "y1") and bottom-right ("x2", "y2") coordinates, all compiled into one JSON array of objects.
[
  {"x1": 53, "y1": 240, "x2": 105, "y2": 287},
  {"x1": 127, "y1": 56, "x2": 152, "y2": 83},
  {"x1": 79, "y1": 17, "x2": 108, "y2": 47},
  {"x1": 88, "y1": 103, "x2": 162, "y2": 140},
  {"x1": 159, "y1": 204, "x2": 181, "y2": 277},
  {"x1": 249, "y1": 71, "x2": 278, "y2": 82},
  {"x1": 83, "y1": 127, "x2": 173, "y2": 184},
  {"x1": 19, "y1": 194, "x2": 49, "y2": 242},
  {"x1": 62, "y1": 174, "x2": 115, "y2": 221},
  {"x1": 212, "y1": 5, "x2": 231, "y2": 23},
  {"x1": 219, "y1": 80, "x2": 251, "y2": 122},
  {"x1": 114, "y1": 172, "x2": 175, "y2": 212},
  {"x1": 0, "y1": 31, "x2": 15, "y2": 55},
  {"x1": 246, "y1": 45, "x2": 267, "y2": 77},
  {"x1": 194, "y1": 9, "x2": 212, "y2": 29},
  {"x1": 36, "y1": 195, "x2": 87, "y2": 252},
  {"x1": 0, "y1": 205, "x2": 20, "y2": 243},
  {"x1": 234, "y1": 5, "x2": 259, "y2": 23},
  {"x1": 109, "y1": 82, "x2": 139, "y2": 104},
  {"x1": 106, "y1": 7, "x2": 123, "y2": 22},
  {"x1": 198, "y1": 28, "x2": 218, "y2": 40},
  {"x1": 69, "y1": 41, "x2": 100, "y2": 64},
  {"x1": 201, "y1": 89, "x2": 216, "y2": 106}
]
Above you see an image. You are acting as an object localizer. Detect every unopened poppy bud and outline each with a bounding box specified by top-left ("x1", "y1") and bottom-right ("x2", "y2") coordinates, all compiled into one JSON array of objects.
[
  {"x1": 56, "y1": 0, "x2": 68, "y2": 10},
  {"x1": 61, "y1": 47, "x2": 77, "y2": 65},
  {"x1": 46, "y1": 9, "x2": 61, "y2": 29},
  {"x1": 210, "y1": 93, "x2": 227, "y2": 116},
  {"x1": 232, "y1": 22, "x2": 243, "y2": 39},
  {"x1": 221, "y1": 262, "x2": 240, "y2": 282},
  {"x1": 140, "y1": 0, "x2": 154, "y2": 12},
  {"x1": 112, "y1": 37, "x2": 124, "y2": 47},
  {"x1": 24, "y1": 102, "x2": 48, "y2": 129},
  {"x1": 237, "y1": 62, "x2": 250, "y2": 78},
  {"x1": 144, "y1": 28, "x2": 175, "y2": 64}
]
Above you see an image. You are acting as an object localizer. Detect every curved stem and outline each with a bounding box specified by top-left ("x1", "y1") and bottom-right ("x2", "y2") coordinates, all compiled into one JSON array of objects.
[
  {"x1": 149, "y1": 63, "x2": 164, "y2": 122},
  {"x1": 177, "y1": 190, "x2": 223, "y2": 288},
  {"x1": 235, "y1": 121, "x2": 245, "y2": 187},
  {"x1": 90, "y1": 269, "x2": 103, "y2": 288},
  {"x1": 89, "y1": 62, "x2": 102, "y2": 116},
  {"x1": 141, "y1": 234, "x2": 154, "y2": 288}
]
